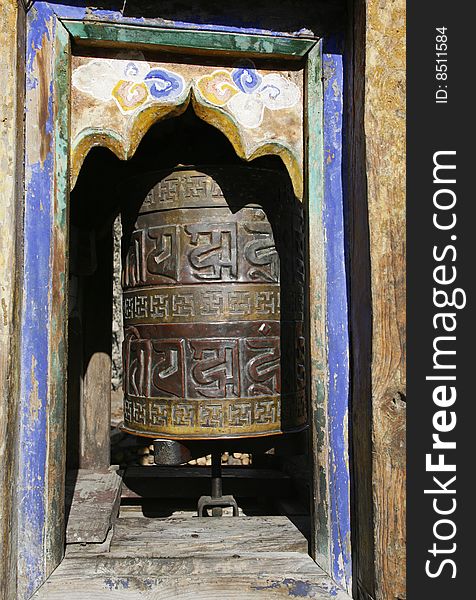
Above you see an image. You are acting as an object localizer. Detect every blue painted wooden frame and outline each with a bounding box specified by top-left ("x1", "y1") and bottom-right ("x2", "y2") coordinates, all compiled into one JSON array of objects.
[
  {"x1": 20, "y1": 2, "x2": 350, "y2": 597},
  {"x1": 322, "y1": 44, "x2": 351, "y2": 590}
]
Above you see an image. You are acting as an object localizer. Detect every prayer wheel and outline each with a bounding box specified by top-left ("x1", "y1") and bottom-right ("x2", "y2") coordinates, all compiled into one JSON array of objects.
[{"x1": 121, "y1": 166, "x2": 306, "y2": 439}]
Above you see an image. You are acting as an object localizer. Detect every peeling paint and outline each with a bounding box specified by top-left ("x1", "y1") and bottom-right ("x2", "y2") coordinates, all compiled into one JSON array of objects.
[
  {"x1": 42, "y1": 1, "x2": 317, "y2": 38},
  {"x1": 103, "y1": 577, "x2": 130, "y2": 590},
  {"x1": 323, "y1": 45, "x2": 351, "y2": 591},
  {"x1": 27, "y1": 4, "x2": 53, "y2": 72},
  {"x1": 18, "y1": 6, "x2": 57, "y2": 598},
  {"x1": 283, "y1": 578, "x2": 313, "y2": 597}
]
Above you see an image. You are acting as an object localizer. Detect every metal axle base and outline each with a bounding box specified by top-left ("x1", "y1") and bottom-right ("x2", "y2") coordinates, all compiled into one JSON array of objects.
[
  {"x1": 197, "y1": 494, "x2": 239, "y2": 517},
  {"x1": 197, "y1": 450, "x2": 238, "y2": 517}
]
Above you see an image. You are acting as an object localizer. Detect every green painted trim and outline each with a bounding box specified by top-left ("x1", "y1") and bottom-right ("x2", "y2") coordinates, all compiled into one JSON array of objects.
[
  {"x1": 45, "y1": 16, "x2": 70, "y2": 578},
  {"x1": 46, "y1": 15, "x2": 328, "y2": 576},
  {"x1": 60, "y1": 16, "x2": 329, "y2": 570},
  {"x1": 61, "y1": 20, "x2": 316, "y2": 58},
  {"x1": 305, "y1": 40, "x2": 330, "y2": 572}
]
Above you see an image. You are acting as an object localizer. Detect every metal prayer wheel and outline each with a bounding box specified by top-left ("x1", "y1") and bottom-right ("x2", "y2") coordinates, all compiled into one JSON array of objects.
[{"x1": 120, "y1": 166, "x2": 306, "y2": 439}]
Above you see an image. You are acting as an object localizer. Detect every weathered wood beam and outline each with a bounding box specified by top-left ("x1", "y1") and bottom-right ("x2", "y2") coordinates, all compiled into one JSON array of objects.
[
  {"x1": 62, "y1": 20, "x2": 316, "y2": 58},
  {"x1": 33, "y1": 572, "x2": 350, "y2": 599},
  {"x1": 45, "y1": 15, "x2": 72, "y2": 580},
  {"x1": 43, "y1": 552, "x2": 329, "y2": 576},
  {"x1": 18, "y1": 7, "x2": 71, "y2": 597},
  {"x1": 346, "y1": 2, "x2": 374, "y2": 598},
  {"x1": 348, "y1": 1, "x2": 406, "y2": 599},
  {"x1": 109, "y1": 515, "x2": 309, "y2": 556},
  {"x1": 121, "y1": 466, "x2": 293, "y2": 499},
  {"x1": 365, "y1": 1, "x2": 406, "y2": 598},
  {"x1": 65, "y1": 468, "x2": 123, "y2": 544},
  {"x1": 0, "y1": 2, "x2": 25, "y2": 599},
  {"x1": 80, "y1": 231, "x2": 113, "y2": 470},
  {"x1": 305, "y1": 40, "x2": 331, "y2": 575}
]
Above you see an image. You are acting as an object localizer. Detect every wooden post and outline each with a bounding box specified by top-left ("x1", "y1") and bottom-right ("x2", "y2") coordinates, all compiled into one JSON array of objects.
[
  {"x1": 366, "y1": 1, "x2": 406, "y2": 597},
  {"x1": 19, "y1": 11, "x2": 71, "y2": 596},
  {"x1": 0, "y1": 2, "x2": 25, "y2": 599},
  {"x1": 80, "y1": 230, "x2": 113, "y2": 470},
  {"x1": 349, "y1": 1, "x2": 406, "y2": 599}
]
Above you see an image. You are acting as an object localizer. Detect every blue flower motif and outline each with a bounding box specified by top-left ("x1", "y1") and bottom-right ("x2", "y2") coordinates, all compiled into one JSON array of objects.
[
  {"x1": 232, "y1": 60, "x2": 262, "y2": 94},
  {"x1": 144, "y1": 69, "x2": 184, "y2": 100}
]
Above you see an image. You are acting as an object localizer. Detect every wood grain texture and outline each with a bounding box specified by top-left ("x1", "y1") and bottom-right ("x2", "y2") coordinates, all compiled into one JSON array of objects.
[
  {"x1": 55, "y1": 552, "x2": 327, "y2": 576},
  {"x1": 38, "y1": 516, "x2": 351, "y2": 598},
  {"x1": 349, "y1": 1, "x2": 406, "y2": 599},
  {"x1": 65, "y1": 468, "x2": 123, "y2": 543},
  {"x1": 108, "y1": 516, "x2": 309, "y2": 556},
  {"x1": 65, "y1": 527, "x2": 116, "y2": 558},
  {"x1": 0, "y1": 2, "x2": 25, "y2": 599},
  {"x1": 366, "y1": 1, "x2": 406, "y2": 599},
  {"x1": 33, "y1": 573, "x2": 350, "y2": 599},
  {"x1": 35, "y1": 537, "x2": 349, "y2": 599},
  {"x1": 9, "y1": 2, "x2": 406, "y2": 599}
]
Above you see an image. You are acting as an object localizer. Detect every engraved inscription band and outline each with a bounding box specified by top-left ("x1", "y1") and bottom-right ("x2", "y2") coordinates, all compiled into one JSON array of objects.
[
  {"x1": 124, "y1": 283, "x2": 280, "y2": 324},
  {"x1": 124, "y1": 394, "x2": 281, "y2": 438}
]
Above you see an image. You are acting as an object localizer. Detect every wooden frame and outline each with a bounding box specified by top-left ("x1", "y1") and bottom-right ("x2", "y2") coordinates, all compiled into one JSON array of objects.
[
  {"x1": 64, "y1": 20, "x2": 316, "y2": 58},
  {"x1": 19, "y1": 3, "x2": 350, "y2": 597}
]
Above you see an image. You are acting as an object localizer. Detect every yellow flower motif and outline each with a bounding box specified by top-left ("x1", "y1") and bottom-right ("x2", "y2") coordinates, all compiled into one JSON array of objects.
[
  {"x1": 112, "y1": 80, "x2": 149, "y2": 114},
  {"x1": 196, "y1": 70, "x2": 239, "y2": 106}
]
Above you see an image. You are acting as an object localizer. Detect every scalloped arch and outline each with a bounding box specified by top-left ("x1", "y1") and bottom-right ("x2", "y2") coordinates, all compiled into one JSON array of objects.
[{"x1": 70, "y1": 90, "x2": 303, "y2": 199}]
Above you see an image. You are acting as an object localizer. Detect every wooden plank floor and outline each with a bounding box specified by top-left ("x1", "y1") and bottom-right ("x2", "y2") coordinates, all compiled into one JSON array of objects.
[
  {"x1": 34, "y1": 471, "x2": 350, "y2": 599},
  {"x1": 33, "y1": 514, "x2": 350, "y2": 599},
  {"x1": 108, "y1": 516, "x2": 308, "y2": 556},
  {"x1": 65, "y1": 467, "x2": 123, "y2": 544}
]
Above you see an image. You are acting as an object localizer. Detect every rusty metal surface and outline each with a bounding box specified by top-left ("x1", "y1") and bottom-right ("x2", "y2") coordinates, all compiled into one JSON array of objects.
[{"x1": 121, "y1": 167, "x2": 305, "y2": 439}]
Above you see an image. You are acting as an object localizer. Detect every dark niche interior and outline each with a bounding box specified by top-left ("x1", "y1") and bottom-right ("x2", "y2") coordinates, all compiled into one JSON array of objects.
[{"x1": 66, "y1": 106, "x2": 311, "y2": 532}]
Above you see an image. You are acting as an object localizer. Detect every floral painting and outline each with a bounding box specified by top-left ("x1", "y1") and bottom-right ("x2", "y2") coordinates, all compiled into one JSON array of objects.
[
  {"x1": 196, "y1": 60, "x2": 300, "y2": 128},
  {"x1": 72, "y1": 57, "x2": 300, "y2": 129},
  {"x1": 72, "y1": 57, "x2": 187, "y2": 115}
]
